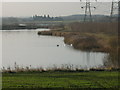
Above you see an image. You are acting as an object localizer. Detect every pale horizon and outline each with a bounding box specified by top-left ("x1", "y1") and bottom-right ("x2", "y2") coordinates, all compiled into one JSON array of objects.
[{"x1": 2, "y1": 2, "x2": 117, "y2": 17}]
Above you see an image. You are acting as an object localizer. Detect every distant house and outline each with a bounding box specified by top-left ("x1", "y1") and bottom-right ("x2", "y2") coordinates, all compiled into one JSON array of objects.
[
  {"x1": 18, "y1": 24, "x2": 27, "y2": 29},
  {"x1": 18, "y1": 24, "x2": 26, "y2": 27}
]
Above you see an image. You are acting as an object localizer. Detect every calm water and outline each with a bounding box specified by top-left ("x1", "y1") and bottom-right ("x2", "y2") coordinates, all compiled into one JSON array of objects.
[{"x1": 1, "y1": 29, "x2": 106, "y2": 69}]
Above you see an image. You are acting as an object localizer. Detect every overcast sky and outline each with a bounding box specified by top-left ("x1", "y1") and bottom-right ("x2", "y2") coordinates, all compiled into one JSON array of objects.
[{"x1": 2, "y1": 2, "x2": 118, "y2": 17}]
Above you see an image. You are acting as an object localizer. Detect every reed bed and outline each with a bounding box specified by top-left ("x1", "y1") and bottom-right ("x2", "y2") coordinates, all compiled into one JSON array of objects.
[{"x1": 1, "y1": 62, "x2": 119, "y2": 73}]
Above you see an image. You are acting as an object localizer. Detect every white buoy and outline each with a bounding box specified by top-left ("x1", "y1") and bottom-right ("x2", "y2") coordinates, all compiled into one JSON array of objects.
[{"x1": 70, "y1": 44, "x2": 73, "y2": 46}]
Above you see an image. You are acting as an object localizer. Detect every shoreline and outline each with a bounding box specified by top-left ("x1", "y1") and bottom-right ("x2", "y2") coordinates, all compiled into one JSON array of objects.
[
  {"x1": 37, "y1": 30, "x2": 119, "y2": 69},
  {"x1": 38, "y1": 30, "x2": 111, "y2": 52},
  {"x1": 2, "y1": 66, "x2": 119, "y2": 74}
]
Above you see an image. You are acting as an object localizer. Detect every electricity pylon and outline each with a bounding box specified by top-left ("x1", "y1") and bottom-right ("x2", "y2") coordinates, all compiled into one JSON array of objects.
[
  {"x1": 118, "y1": 1, "x2": 120, "y2": 19},
  {"x1": 80, "y1": 0, "x2": 97, "y2": 22},
  {"x1": 110, "y1": 0, "x2": 119, "y2": 18}
]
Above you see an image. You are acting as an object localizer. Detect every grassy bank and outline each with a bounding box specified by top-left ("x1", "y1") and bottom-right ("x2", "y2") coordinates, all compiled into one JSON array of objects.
[
  {"x1": 38, "y1": 22, "x2": 118, "y2": 51},
  {"x1": 2, "y1": 71, "x2": 119, "y2": 89},
  {"x1": 37, "y1": 30, "x2": 118, "y2": 52}
]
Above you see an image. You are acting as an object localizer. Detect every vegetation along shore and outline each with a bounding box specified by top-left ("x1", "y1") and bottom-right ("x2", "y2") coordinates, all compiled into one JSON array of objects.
[{"x1": 38, "y1": 22, "x2": 119, "y2": 69}]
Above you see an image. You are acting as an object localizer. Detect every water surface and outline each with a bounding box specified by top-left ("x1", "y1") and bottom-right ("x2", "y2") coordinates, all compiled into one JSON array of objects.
[{"x1": 1, "y1": 29, "x2": 106, "y2": 69}]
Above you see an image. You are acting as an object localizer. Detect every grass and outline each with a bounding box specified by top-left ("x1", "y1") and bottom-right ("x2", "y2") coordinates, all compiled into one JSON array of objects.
[{"x1": 2, "y1": 71, "x2": 119, "y2": 89}]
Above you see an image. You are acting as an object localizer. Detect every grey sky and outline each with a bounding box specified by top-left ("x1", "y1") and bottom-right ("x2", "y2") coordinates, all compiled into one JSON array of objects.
[{"x1": 2, "y1": 2, "x2": 116, "y2": 17}]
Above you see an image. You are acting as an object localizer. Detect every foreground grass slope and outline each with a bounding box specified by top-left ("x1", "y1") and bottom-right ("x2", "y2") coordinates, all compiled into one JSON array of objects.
[{"x1": 2, "y1": 71, "x2": 119, "y2": 89}]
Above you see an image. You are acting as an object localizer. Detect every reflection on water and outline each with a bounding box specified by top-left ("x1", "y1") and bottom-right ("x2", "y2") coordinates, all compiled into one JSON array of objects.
[{"x1": 1, "y1": 29, "x2": 106, "y2": 69}]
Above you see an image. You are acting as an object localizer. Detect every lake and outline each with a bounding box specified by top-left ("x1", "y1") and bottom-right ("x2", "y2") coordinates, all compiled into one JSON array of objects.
[{"x1": 1, "y1": 29, "x2": 106, "y2": 69}]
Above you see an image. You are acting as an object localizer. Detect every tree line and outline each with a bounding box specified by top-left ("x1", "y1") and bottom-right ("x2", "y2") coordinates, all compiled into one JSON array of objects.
[{"x1": 33, "y1": 15, "x2": 63, "y2": 21}]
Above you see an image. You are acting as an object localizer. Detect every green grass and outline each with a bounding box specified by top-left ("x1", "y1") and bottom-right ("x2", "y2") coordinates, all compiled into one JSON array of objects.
[{"x1": 2, "y1": 71, "x2": 119, "y2": 89}]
